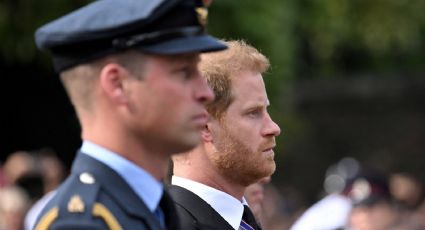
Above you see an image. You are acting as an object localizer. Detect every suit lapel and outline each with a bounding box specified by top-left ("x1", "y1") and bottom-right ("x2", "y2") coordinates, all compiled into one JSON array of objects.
[
  {"x1": 72, "y1": 152, "x2": 163, "y2": 230},
  {"x1": 168, "y1": 185, "x2": 234, "y2": 230}
]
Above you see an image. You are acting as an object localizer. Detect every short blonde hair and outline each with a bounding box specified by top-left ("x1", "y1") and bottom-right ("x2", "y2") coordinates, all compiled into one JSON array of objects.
[
  {"x1": 199, "y1": 40, "x2": 270, "y2": 120},
  {"x1": 60, "y1": 51, "x2": 145, "y2": 117},
  {"x1": 60, "y1": 62, "x2": 100, "y2": 116}
]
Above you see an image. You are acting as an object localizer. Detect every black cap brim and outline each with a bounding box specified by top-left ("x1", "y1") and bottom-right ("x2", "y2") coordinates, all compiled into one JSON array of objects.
[{"x1": 137, "y1": 34, "x2": 227, "y2": 54}]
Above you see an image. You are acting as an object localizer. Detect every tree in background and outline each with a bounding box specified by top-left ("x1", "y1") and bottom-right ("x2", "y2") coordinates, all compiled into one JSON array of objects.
[
  {"x1": 0, "y1": 0, "x2": 87, "y2": 65},
  {"x1": 2, "y1": 0, "x2": 424, "y2": 78}
]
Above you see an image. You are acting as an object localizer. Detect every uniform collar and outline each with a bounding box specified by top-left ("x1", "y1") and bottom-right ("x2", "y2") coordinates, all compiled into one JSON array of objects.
[{"x1": 81, "y1": 141, "x2": 163, "y2": 212}]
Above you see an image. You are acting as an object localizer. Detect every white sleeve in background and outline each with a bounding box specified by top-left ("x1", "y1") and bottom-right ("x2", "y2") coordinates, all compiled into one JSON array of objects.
[
  {"x1": 24, "y1": 191, "x2": 56, "y2": 230},
  {"x1": 290, "y1": 194, "x2": 352, "y2": 230}
]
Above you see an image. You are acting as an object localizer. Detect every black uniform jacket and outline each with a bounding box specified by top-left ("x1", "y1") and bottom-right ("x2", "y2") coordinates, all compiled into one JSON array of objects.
[{"x1": 34, "y1": 152, "x2": 180, "y2": 230}]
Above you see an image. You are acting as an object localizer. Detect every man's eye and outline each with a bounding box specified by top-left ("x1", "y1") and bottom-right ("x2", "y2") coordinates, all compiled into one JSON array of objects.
[
  {"x1": 176, "y1": 67, "x2": 194, "y2": 80},
  {"x1": 246, "y1": 110, "x2": 262, "y2": 117}
]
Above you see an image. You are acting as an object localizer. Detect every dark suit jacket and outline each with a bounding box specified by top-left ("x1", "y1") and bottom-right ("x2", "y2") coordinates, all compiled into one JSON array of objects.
[
  {"x1": 168, "y1": 185, "x2": 234, "y2": 230},
  {"x1": 34, "y1": 152, "x2": 180, "y2": 230}
]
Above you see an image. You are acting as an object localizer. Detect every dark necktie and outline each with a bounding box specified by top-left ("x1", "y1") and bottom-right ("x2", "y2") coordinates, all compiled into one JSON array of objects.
[
  {"x1": 156, "y1": 190, "x2": 181, "y2": 230},
  {"x1": 239, "y1": 205, "x2": 261, "y2": 230},
  {"x1": 154, "y1": 206, "x2": 165, "y2": 229}
]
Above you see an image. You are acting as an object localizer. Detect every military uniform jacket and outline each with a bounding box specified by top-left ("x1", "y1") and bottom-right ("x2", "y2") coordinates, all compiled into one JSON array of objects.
[
  {"x1": 168, "y1": 185, "x2": 234, "y2": 230},
  {"x1": 34, "y1": 152, "x2": 180, "y2": 230}
]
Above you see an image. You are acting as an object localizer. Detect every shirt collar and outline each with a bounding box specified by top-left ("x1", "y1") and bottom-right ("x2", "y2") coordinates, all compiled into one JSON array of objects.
[
  {"x1": 81, "y1": 141, "x2": 163, "y2": 212},
  {"x1": 172, "y1": 176, "x2": 247, "y2": 230}
]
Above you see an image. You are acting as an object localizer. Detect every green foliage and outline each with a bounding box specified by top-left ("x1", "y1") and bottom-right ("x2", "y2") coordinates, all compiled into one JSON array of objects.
[
  {"x1": 295, "y1": 0, "x2": 425, "y2": 76},
  {"x1": 208, "y1": 0, "x2": 425, "y2": 79},
  {"x1": 208, "y1": 0, "x2": 296, "y2": 95},
  {"x1": 2, "y1": 0, "x2": 424, "y2": 76},
  {"x1": 0, "y1": 0, "x2": 88, "y2": 64}
]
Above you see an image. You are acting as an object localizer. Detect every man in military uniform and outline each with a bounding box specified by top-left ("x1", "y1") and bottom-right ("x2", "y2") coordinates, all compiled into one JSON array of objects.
[
  {"x1": 170, "y1": 40, "x2": 281, "y2": 230},
  {"x1": 33, "y1": 0, "x2": 226, "y2": 229}
]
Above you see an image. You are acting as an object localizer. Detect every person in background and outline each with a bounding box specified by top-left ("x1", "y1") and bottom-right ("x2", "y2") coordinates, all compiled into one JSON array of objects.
[
  {"x1": 244, "y1": 176, "x2": 271, "y2": 226},
  {"x1": 3, "y1": 149, "x2": 65, "y2": 201},
  {"x1": 345, "y1": 170, "x2": 400, "y2": 230},
  {"x1": 390, "y1": 172, "x2": 423, "y2": 212},
  {"x1": 290, "y1": 158, "x2": 358, "y2": 230},
  {"x1": 387, "y1": 172, "x2": 425, "y2": 229},
  {"x1": 0, "y1": 186, "x2": 30, "y2": 230},
  {"x1": 3, "y1": 149, "x2": 65, "y2": 230},
  {"x1": 170, "y1": 40, "x2": 281, "y2": 230},
  {"x1": 32, "y1": 0, "x2": 227, "y2": 229},
  {"x1": 0, "y1": 164, "x2": 6, "y2": 188},
  {"x1": 2, "y1": 151, "x2": 34, "y2": 186}
]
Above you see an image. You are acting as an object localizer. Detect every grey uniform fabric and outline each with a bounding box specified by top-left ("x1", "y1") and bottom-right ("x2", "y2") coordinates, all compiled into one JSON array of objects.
[{"x1": 35, "y1": 152, "x2": 180, "y2": 230}]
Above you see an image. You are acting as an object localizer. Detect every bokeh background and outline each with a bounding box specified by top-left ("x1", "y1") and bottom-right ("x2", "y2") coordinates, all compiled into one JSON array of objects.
[{"x1": 1, "y1": 0, "x2": 424, "y2": 227}]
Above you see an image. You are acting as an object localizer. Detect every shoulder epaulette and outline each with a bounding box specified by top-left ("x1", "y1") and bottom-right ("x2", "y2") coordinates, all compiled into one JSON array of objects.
[{"x1": 34, "y1": 172, "x2": 123, "y2": 230}]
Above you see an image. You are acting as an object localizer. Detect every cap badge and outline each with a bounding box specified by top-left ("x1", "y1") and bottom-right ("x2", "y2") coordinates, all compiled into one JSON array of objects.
[
  {"x1": 68, "y1": 195, "x2": 85, "y2": 213},
  {"x1": 195, "y1": 7, "x2": 208, "y2": 27}
]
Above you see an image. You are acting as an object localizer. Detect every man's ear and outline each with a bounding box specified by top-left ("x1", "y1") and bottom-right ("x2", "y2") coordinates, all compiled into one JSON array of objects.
[
  {"x1": 99, "y1": 63, "x2": 129, "y2": 105},
  {"x1": 201, "y1": 123, "x2": 213, "y2": 142}
]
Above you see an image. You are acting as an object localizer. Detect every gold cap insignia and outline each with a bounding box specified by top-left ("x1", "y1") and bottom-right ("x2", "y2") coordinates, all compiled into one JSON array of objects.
[
  {"x1": 67, "y1": 195, "x2": 85, "y2": 213},
  {"x1": 196, "y1": 7, "x2": 208, "y2": 27}
]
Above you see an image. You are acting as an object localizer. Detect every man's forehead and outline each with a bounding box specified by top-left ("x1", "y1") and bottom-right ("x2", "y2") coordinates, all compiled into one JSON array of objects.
[
  {"x1": 231, "y1": 94, "x2": 269, "y2": 109},
  {"x1": 230, "y1": 74, "x2": 268, "y2": 96}
]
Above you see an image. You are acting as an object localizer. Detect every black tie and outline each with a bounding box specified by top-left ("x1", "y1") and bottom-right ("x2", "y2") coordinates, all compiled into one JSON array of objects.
[
  {"x1": 158, "y1": 191, "x2": 181, "y2": 230},
  {"x1": 241, "y1": 205, "x2": 261, "y2": 230},
  {"x1": 154, "y1": 205, "x2": 165, "y2": 229}
]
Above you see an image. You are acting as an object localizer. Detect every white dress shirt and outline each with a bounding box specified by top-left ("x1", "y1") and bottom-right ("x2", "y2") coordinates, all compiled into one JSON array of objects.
[
  {"x1": 81, "y1": 141, "x2": 163, "y2": 212},
  {"x1": 172, "y1": 175, "x2": 248, "y2": 230}
]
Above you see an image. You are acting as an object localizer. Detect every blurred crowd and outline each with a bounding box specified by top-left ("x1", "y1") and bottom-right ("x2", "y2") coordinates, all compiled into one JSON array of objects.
[
  {"x1": 0, "y1": 149, "x2": 65, "y2": 230},
  {"x1": 1, "y1": 152, "x2": 424, "y2": 230},
  {"x1": 244, "y1": 158, "x2": 425, "y2": 230}
]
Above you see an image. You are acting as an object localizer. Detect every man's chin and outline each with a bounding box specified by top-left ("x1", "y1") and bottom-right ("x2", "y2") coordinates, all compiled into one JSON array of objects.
[
  {"x1": 172, "y1": 134, "x2": 201, "y2": 153},
  {"x1": 269, "y1": 163, "x2": 277, "y2": 175},
  {"x1": 240, "y1": 168, "x2": 275, "y2": 187},
  {"x1": 260, "y1": 163, "x2": 276, "y2": 178}
]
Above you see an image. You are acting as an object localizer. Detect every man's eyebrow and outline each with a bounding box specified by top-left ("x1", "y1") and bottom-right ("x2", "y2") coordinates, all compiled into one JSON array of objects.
[{"x1": 245, "y1": 100, "x2": 270, "y2": 111}]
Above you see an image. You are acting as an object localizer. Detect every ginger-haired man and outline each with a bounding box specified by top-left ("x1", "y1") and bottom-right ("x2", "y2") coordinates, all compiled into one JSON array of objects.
[{"x1": 170, "y1": 40, "x2": 281, "y2": 230}]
